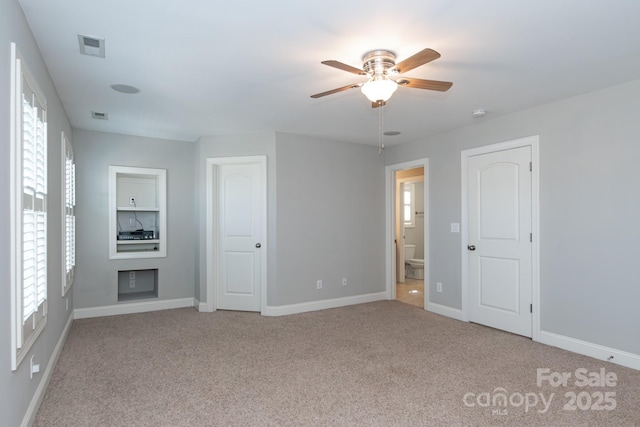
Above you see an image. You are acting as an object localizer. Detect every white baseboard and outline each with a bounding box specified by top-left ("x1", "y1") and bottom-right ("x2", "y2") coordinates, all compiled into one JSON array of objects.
[
  {"x1": 74, "y1": 298, "x2": 195, "y2": 319},
  {"x1": 21, "y1": 312, "x2": 74, "y2": 427},
  {"x1": 194, "y1": 298, "x2": 209, "y2": 312},
  {"x1": 539, "y1": 330, "x2": 640, "y2": 371},
  {"x1": 426, "y1": 301, "x2": 465, "y2": 321},
  {"x1": 262, "y1": 292, "x2": 387, "y2": 317}
]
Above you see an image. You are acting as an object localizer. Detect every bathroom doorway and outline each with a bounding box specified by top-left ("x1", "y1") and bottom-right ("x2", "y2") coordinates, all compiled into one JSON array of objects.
[{"x1": 385, "y1": 159, "x2": 429, "y2": 309}]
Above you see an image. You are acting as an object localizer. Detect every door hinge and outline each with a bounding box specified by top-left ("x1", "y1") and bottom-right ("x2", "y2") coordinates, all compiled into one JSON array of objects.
[
  {"x1": 530, "y1": 233, "x2": 532, "y2": 242},
  {"x1": 530, "y1": 303, "x2": 533, "y2": 313},
  {"x1": 529, "y1": 162, "x2": 532, "y2": 172}
]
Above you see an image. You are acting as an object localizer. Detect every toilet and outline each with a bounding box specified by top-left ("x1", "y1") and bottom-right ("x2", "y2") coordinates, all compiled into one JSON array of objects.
[{"x1": 404, "y1": 244, "x2": 424, "y2": 280}]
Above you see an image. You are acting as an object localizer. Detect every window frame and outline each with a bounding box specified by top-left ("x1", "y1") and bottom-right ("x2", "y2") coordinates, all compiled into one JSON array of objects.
[
  {"x1": 403, "y1": 182, "x2": 416, "y2": 228},
  {"x1": 62, "y1": 132, "x2": 75, "y2": 296},
  {"x1": 10, "y1": 43, "x2": 48, "y2": 371}
]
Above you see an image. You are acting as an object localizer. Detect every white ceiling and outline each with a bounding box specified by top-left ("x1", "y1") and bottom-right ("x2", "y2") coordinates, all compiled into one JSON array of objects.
[{"x1": 18, "y1": 0, "x2": 640, "y2": 146}]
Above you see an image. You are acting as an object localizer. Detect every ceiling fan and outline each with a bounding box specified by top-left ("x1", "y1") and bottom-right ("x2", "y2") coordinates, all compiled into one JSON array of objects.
[{"x1": 311, "y1": 48, "x2": 452, "y2": 107}]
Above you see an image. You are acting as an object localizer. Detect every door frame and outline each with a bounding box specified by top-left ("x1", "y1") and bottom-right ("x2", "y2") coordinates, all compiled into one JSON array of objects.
[
  {"x1": 385, "y1": 158, "x2": 429, "y2": 308},
  {"x1": 396, "y1": 176, "x2": 424, "y2": 283},
  {"x1": 205, "y1": 155, "x2": 267, "y2": 313},
  {"x1": 461, "y1": 136, "x2": 540, "y2": 340}
]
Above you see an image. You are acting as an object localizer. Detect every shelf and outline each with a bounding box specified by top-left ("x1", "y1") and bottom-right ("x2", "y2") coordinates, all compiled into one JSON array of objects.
[
  {"x1": 118, "y1": 291, "x2": 158, "y2": 302},
  {"x1": 109, "y1": 165, "x2": 166, "y2": 259},
  {"x1": 116, "y1": 239, "x2": 160, "y2": 245},
  {"x1": 118, "y1": 269, "x2": 158, "y2": 302},
  {"x1": 115, "y1": 245, "x2": 160, "y2": 253},
  {"x1": 116, "y1": 207, "x2": 160, "y2": 211}
]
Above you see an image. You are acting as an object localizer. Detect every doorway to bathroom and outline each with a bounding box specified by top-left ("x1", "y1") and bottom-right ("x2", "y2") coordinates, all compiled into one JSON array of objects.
[{"x1": 385, "y1": 159, "x2": 429, "y2": 309}]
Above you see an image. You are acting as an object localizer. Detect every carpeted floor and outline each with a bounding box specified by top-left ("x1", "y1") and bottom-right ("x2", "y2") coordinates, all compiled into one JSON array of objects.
[{"x1": 35, "y1": 301, "x2": 640, "y2": 426}]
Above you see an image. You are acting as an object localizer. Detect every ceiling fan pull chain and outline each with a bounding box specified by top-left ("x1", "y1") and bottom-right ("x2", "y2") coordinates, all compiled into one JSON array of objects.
[{"x1": 378, "y1": 101, "x2": 384, "y2": 155}]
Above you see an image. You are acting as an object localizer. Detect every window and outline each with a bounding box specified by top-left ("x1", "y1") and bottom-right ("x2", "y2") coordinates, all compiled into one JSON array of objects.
[
  {"x1": 10, "y1": 43, "x2": 48, "y2": 370},
  {"x1": 62, "y1": 132, "x2": 75, "y2": 295},
  {"x1": 403, "y1": 182, "x2": 415, "y2": 228}
]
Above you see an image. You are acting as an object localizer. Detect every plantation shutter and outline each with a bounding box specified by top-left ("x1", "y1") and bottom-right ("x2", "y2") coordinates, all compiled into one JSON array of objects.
[
  {"x1": 63, "y1": 136, "x2": 76, "y2": 294},
  {"x1": 20, "y1": 75, "x2": 47, "y2": 346}
]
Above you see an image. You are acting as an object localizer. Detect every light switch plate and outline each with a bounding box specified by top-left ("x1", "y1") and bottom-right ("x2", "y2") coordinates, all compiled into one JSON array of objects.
[{"x1": 451, "y1": 223, "x2": 460, "y2": 233}]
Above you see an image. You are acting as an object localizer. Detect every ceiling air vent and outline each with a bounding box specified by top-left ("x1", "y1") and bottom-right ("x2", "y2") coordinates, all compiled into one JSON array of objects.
[
  {"x1": 91, "y1": 111, "x2": 108, "y2": 120},
  {"x1": 78, "y1": 34, "x2": 105, "y2": 58}
]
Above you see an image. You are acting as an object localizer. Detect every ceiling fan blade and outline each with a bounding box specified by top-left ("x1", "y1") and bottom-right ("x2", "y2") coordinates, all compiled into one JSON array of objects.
[
  {"x1": 310, "y1": 83, "x2": 363, "y2": 98},
  {"x1": 321, "y1": 60, "x2": 367, "y2": 75},
  {"x1": 392, "y1": 48, "x2": 441, "y2": 74},
  {"x1": 371, "y1": 101, "x2": 386, "y2": 109},
  {"x1": 396, "y1": 77, "x2": 453, "y2": 92}
]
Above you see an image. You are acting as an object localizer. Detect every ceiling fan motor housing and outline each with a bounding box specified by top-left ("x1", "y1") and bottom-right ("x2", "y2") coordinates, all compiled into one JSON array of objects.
[{"x1": 362, "y1": 50, "x2": 396, "y2": 76}]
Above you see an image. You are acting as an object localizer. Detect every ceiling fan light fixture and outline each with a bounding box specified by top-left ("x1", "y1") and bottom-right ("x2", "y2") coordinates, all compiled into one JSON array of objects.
[{"x1": 361, "y1": 76, "x2": 398, "y2": 103}]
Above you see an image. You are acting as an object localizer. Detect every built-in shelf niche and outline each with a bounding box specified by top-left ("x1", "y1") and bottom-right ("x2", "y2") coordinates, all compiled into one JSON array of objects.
[
  {"x1": 109, "y1": 166, "x2": 166, "y2": 259},
  {"x1": 117, "y1": 269, "x2": 158, "y2": 302}
]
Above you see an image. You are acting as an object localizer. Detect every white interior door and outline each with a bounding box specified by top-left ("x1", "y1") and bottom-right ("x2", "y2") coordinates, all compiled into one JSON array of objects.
[
  {"x1": 467, "y1": 146, "x2": 532, "y2": 337},
  {"x1": 216, "y1": 161, "x2": 264, "y2": 312}
]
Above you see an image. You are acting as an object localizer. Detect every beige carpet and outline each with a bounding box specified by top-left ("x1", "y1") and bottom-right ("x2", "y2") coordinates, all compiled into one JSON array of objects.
[{"x1": 36, "y1": 301, "x2": 640, "y2": 426}]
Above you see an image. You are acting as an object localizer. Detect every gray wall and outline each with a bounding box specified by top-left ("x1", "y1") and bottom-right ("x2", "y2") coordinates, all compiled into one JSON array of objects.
[
  {"x1": 274, "y1": 133, "x2": 386, "y2": 305},
  {"x1": 0, "y1": 1, "x2": 73, "y2": 425},
  {"x1": 195, "y1": 132, "x2": 277, "y2": 304},
  {"x1": 74, "y1": 128, "x2": 385, "y2": 309},
  {"x1": 72, "y1": 130, "x2": 196, "y2": 308},
  {"x1": 385, "y1": 79, "x2": 640, "y2": 355},
  {"x1": 4, "y1": 1, "x2": 637, "y2": 422},
  {"x1": 195, "y1": 132, "x2": 385, "y2": 306}
]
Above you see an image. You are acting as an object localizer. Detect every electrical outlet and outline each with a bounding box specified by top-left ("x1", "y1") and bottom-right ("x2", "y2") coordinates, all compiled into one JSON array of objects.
[
  {"x1": 316, "y1": 280, "x2": 323, "y2": 290},
  {"x1": 342, "y1": 278, "x2": 347, "y2": 286},
  {"x1": 436, "y1": 282, "x2": 443, "y2": 293},
  {"x1": 129, "y1": 271, "x2": 135, "y2": 279},
  {"x1": 129, "y1": 279, "x2": 136, "y2": 289},
  {"x1": 129, "y1": 197, "x2": 136, "y2": 206},
  {"x1": 129, "y1": 218, "x2": 135, "y2": 227},
  {"x1": 30, "y1": 355, "x2": 40, "y2": 379}
]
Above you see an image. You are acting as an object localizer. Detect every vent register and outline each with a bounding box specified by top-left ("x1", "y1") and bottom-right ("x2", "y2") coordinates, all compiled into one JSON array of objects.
[
  {"x1": 78, "y1": 35, "x2": 140, "y2": 122},
  {"x1": 77, "y1": 34, "x2": 105, "y2": 58},
  {"x1": 91, "y1": 111, "x2": 108, "y2": 120},
  {"x1": 78, "y1": 34, "x2": 109, "y2": 120}
]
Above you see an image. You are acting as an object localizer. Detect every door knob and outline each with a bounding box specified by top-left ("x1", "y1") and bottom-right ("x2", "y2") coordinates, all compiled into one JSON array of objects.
[
  {"x1": 467, "y1": 245, "x2": 476, "y2": 251},
  {"x1": 255, "y1": 243, "x2": 261, "y2": 248}
]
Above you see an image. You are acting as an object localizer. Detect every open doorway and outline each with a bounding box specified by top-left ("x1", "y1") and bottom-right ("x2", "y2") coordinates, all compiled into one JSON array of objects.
[
  {"x1": 396, "y1": 169, "x2": 425, "y2": 307},
  {"x1": 385, "y1": 159, "x2": 429, "y2": 309}
]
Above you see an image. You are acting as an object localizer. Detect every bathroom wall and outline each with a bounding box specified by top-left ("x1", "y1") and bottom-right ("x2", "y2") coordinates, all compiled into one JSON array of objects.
[{"x1": 404, "y1": 180, "x2": 424, "y2": 259}]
